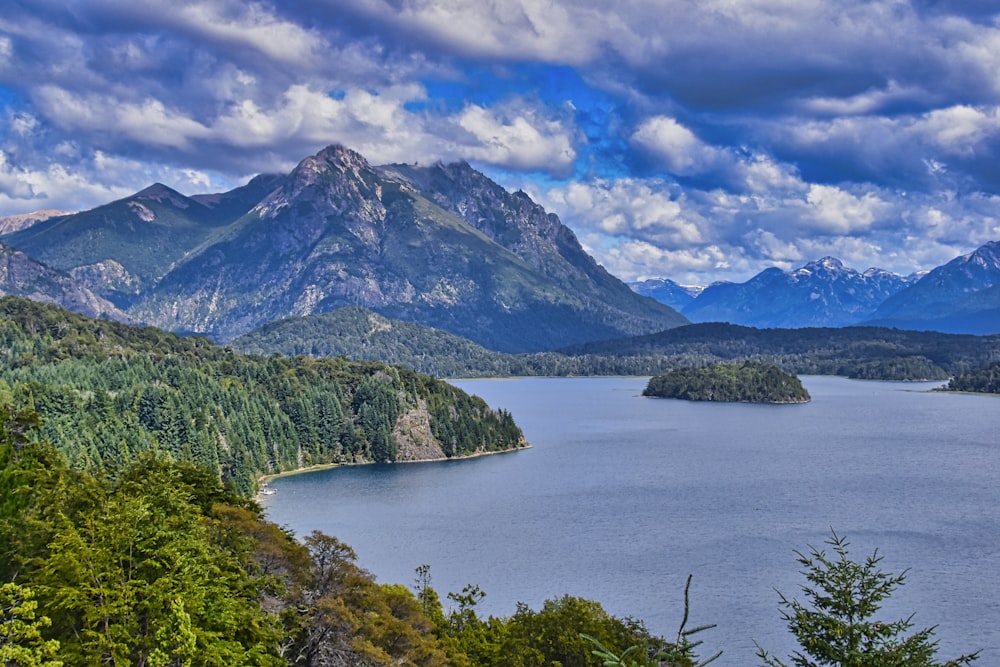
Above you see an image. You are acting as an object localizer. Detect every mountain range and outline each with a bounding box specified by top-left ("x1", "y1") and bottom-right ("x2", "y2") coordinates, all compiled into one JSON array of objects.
[
  {"x1": 0, "y1": 144, "x2": 685, "y2": 352},
  {"x1": 631, "y1": 247, "x2": 1000, "y2": 334}
]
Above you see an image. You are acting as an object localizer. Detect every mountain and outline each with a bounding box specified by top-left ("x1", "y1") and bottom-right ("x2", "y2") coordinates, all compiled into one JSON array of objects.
[
  {"x1": 126, "y1": 144, "x2": 685, "y2": 350},
  {"x1": 680, "y1": 257, "x2": 914, "y2": 328},
  {"x1": 628, "y1": 278, "x2": 703, "y2": 311},
  {"x1": 0, "y1": 242, "x2": 126, "y2": 320},
  {"x1": 0, "y1": 209, "x2": 72, "y2": 234},
  {"x1": 1, "y1": 176, "x2": 281, "y2": 307},
  {"x1": 865, "y1": 240, "x2": 1000, "y2": 334}
]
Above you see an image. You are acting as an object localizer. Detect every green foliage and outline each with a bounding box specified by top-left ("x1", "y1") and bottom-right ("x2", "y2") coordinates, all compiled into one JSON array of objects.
[
  {"x1": 643, "y1": 362, "x2": 810, "y2": 403},
  {"x1": 0, "y1": 297, "x2": 525, "y2": 495},
  {"x1": 0, "y1": 582, "x2": 62, "y2": 667},
  {"x1": 756, "y1": 532, "x2": 980, "y2": 667},
  {"x1": 946, "y1": 361, "x2": 1000, "y2": 394},
  {"x1": 581, "y1": 575, "x2": 721, "y2": 667}
]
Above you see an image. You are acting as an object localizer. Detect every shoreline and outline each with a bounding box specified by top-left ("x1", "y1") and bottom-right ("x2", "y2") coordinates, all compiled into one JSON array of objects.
[{"x1": 256, "y1": 442, "x2": 531, "y2": 494}]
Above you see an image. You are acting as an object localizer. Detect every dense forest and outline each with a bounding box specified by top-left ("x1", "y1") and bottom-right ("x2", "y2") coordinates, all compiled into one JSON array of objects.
[
  {"x1": 946, "y1": 361, "x2": 1000, "y2": 394},
  {"x1": 643, "y1": 362, "x2": 811, "y2": 403},
  {"x1": 234, "y1": 307, "x2": 1000, "y2": 381},
  {"x1": 0, "y1": 297, "x2": 525, "y2": 495},
  {"x1": 0, "y1": 410, "x2": 704, "y2": 667}
]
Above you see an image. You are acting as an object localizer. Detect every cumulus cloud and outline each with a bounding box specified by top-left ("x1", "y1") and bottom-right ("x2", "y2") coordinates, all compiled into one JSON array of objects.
[
  {"x1": 631, "y1": 116, "x2": 726, "y2": 176},
  {"x1": 456, "y1": 105, "x2": 577, "y2": 175}
]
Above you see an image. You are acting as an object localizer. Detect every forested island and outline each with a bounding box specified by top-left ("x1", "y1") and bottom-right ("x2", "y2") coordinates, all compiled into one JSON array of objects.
[
  {"x1": 643, "y1": 362, "x2": 811, "y2": 403},
  {"x1": 0, "y1": 297, "x2": 525, "y2": 495}
]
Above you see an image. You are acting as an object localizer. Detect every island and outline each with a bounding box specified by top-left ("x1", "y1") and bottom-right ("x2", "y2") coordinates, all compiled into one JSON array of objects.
[{"x1": 643, "y1": 361, "x2": 811, "y2": 403}]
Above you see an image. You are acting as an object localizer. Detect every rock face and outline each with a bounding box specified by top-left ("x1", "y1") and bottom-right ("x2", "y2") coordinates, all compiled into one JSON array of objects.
[
  {"x1": 0, "y1": 243, "x2": 127, "y2": 320},
  {"x1": 865, "y1": 240, "x2": 1000, "y2": 334},
  {"x1": 680, "y1": 257, "x2": 915, "y2": 328},
  {"x1": 1, "y1": 144, "x2": 686, "y2": 351}
]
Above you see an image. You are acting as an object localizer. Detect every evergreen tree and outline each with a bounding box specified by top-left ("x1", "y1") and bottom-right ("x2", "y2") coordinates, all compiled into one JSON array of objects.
[{"x1": 756, "y1": 532, "x2": 980, "y2": 667}]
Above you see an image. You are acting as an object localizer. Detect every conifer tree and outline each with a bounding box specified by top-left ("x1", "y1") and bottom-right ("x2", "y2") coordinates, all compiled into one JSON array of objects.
[{"x1": 756, "y1": 532, "x2": 979, "y2": 667}]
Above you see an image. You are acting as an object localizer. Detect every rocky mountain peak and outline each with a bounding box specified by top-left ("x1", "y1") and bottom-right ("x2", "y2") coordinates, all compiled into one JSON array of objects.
[
  {"x1": 254, "y1": 144, "x2": 385, "y2": 224},
  {"x1": 134, "y1": 183, "x2": 192, "y2": 208}
]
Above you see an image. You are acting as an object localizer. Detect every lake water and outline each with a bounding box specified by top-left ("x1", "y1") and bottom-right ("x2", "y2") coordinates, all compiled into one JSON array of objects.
[{"x1": 261, "y1": 376, "x2": 1000, "y2": 665}]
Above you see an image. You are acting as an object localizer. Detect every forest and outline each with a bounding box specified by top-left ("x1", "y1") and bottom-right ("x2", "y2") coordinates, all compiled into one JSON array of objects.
[
  {"x1": 946, "y1": 361, "x2": 1000, "y2": 394},
  {"x1": 642, "y1": 362, "x2": 811, "y2": 403},
  {"x1": 234, "y1": 307, "x2": 1000, "y2": 381},
  {"x1": 0, "y1": 297, "x2": 524, "y2": 495}
]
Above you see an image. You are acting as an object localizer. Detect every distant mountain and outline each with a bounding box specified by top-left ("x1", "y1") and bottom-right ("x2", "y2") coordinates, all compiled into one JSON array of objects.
[
  {"x1": 0, "y1": 177, "x2": 279, "y2": 306},
  {"x1": 0, "y1": 242, "x2": 126, "y2": 320},
  {"x1": 865, "y1": 240, "x2": 1000, "y2": 334},
  {"x1": 680, "y1": 257, "x2": 914, "y2": 328},
  {"x1": 0, "y1": 209, "x2": 72, "y2": 234},
  {"x1": 628, "y1": 278, "x2": 703, "y2": 311},
  {"x1": 126, "y1": 145, "x2": 685, "y2": 350}
]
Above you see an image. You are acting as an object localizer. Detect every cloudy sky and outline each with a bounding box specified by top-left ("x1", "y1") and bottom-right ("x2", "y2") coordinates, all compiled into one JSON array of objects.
[{"x1": 2, "y1": 1, "x2": 999, "y2": 284}]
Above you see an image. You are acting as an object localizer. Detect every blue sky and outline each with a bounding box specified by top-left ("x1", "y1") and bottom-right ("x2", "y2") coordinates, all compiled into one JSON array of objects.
[{"x1": 1, "y1": 1, "x2": 999, "y2": 284}]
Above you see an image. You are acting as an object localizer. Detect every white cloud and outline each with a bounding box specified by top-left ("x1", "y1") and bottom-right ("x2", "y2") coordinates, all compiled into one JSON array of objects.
[
  {"x1": 456, "y1": 105, "x2": 577, "y2": 175},
  {"x1": 631, "y1": 116, "x2": 725, "y2": 175},
  {"x1": 800, "y1": 184, "x2": 888, "y2": 235}
]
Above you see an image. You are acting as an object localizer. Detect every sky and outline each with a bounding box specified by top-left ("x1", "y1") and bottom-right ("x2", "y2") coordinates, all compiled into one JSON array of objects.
[{"x1": 2, "y1": 1, "x2": 1000, "y2": 285}]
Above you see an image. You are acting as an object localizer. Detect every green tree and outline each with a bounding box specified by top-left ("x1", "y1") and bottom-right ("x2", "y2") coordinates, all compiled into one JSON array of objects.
[
  {"x1": 756, "y1": 532, "x2": 980, "y2": 667},
  {"x1": 0, "y1": 582, "x2": 62, "y2": 667},
  {"x1": 581, "y1": 575, "x2": 720, "y2": 667}
]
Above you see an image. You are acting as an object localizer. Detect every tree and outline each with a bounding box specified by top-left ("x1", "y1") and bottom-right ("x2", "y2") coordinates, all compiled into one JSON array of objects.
[
  {"x1": 581, "y1": 575, "x2": 720, "y2": 667},
  {"x1": 756, "y1": 532, "x2": 980, "y2": 667},
  {"x1": 0, "y1": 582, "x2": 62, "y2": 667}
]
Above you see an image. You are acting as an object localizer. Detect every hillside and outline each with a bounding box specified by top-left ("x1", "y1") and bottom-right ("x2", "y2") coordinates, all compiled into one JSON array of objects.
[
  {"x1": 233, "y1": 306, "x2": 1000, "y2": 381},
  {"x1": 0, "y1": 296, "x2": 526, "y2": 494}
]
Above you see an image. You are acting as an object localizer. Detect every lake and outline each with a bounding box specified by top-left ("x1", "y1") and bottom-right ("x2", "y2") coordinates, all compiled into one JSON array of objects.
[{"x1": 261, "y1": 376, "x2": 1000, "y2": 665}]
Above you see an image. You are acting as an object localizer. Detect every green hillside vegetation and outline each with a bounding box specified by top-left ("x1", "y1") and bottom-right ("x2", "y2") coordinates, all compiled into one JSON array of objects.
[
  {"x1": 0, "y1": 297, "x2": 524, "y2": 495},
  {"x1": 0, "y1": 414, "x2": 695, "y2": 666},
  {"x1": 643, "y1": 362, "x2": 811, "y2": 403},
  {"x1": 945, "y1": 361, "x2": 1000, "y2": 394},
  {"x1": 235, "y1": 308, "x2": 1000, "y2": 381}
]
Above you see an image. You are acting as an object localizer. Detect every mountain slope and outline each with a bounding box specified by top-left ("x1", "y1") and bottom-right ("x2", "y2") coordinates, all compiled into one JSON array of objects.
[
  {"x1": 865, "y1": 240, "x2": 1000, "y2": 334},
  {"x1": 0, "y1": 243, "x2": 126, "y2": 320},
  {"x1": 129, "y1": 145, "x2": 686, "y2": 350},
  {"x1": 681, "y1": 257, "x2": 913, "y2": 328}
]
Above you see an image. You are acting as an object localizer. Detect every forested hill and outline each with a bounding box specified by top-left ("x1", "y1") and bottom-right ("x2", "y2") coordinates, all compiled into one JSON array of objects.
[
  {"x1": 0, "y1": 296, "x2": 525, "y2": 494},
  {"x1": 235, "y1": 308, "x2": 1000, "y2": 381}
]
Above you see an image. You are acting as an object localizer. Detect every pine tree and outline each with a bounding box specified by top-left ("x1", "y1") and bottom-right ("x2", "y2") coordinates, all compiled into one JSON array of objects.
[{"x1": 756, "y1": 532, "x2": 980, "y2": 667}]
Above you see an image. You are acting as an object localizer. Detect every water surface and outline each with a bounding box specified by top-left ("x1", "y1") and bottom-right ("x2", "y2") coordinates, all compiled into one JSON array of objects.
[{"x1": 262, "y1": 376, "x2": 999, "y2": 665}]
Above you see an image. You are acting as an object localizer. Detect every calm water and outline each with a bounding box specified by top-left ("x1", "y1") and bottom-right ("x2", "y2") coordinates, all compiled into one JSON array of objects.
[{"x1": 261, "y1": 376, "x2": 1000, "y2": 665}]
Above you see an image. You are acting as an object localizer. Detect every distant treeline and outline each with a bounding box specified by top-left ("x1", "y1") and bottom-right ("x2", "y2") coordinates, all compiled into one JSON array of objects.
[
  {"x1": 947, "y1": 361, "x2": 1000, "y2": 394},
  {"x1": 643, "y1": 362, "x2": 811, "y2": 403},
  {"x1": 234, "y1": 307, "x2": 1000, "y2": 381},
  {"x1": 0, "y1": 297, "x2": 524, "y2": 495}
]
